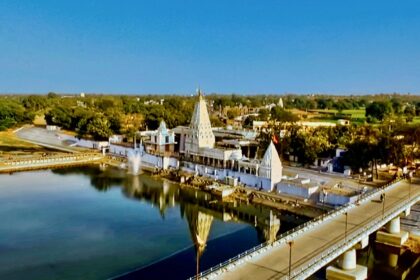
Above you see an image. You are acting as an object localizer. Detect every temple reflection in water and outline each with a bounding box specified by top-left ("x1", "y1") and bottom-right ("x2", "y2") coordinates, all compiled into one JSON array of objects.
[
  {"x1": 51, "y1": 166, "x2": 306, "y2": 275},
  {"x1": 120, "y1": 172, "x2": 300, "y2": 275}
]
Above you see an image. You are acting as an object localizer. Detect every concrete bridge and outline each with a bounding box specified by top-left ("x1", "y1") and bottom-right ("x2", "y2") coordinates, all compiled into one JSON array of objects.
[
  {"x1": 190, "y1": 178, "x2": 420, "y2": 280},
  {"x1": 0, "y1": 153, "x2": 104, "y2": 173}
]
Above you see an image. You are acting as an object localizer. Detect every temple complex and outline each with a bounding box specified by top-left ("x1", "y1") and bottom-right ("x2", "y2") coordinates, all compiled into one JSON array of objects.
[{"x1": 172, "y1": 90, "x2": 283, "y2": 191}]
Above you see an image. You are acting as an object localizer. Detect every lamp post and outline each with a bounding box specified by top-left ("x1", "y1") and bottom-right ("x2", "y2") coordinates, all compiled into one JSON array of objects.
[
  {"x1": 288, "y1": 241, "x2": 294, "y2": 279},
  {"x1": 382, "y1": 193, "x2": 386, "y2": 218},
  {"x1": 408, "y1": 172, "x2": 412, "y2": 199},
  {"x1": 344, "y1": 212, "x2": 348, "y2": 242}
]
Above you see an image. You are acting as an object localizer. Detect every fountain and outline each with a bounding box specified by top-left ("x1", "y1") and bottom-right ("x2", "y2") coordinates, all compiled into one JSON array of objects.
[{"x1": 127, "y1": 138, "x2": 142, "y2": 175}]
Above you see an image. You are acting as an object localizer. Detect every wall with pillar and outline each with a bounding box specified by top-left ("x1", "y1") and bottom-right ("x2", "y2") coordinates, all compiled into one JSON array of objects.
[
  {"x1": 326, "y1": 248, "x2": 367, "y2": 280},
  {"x1": 376, "y1": 215, "x2": 409, "y2": 246}
]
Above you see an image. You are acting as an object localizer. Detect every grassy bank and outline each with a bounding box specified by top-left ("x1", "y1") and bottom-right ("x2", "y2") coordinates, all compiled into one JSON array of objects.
[{"x1": 0, "y1": 130, "x2": 46, "y2": 153}]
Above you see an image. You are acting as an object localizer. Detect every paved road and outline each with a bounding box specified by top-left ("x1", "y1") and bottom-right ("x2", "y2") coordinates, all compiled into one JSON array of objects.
[
  {"x1": 16, "y1": 127, "x2": 82, "y2": 152},
  {"x1": 217, "y1": 180, "x2": 420, "y2": 280},
  {"x1": 16, "y1": 127, "x2": 135, "y2": 156}
]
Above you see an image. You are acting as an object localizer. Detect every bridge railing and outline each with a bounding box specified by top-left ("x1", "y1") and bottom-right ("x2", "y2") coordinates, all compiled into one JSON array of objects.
[
  {"x1": 186, "y1": 177, "x2": 404, "y2": 280},
  {"x1": 0, "y1": 152, "x2": 103, "y2": 167},
  {"x1": 288, "y1": 185, "x2": 418, "y2": 279}
]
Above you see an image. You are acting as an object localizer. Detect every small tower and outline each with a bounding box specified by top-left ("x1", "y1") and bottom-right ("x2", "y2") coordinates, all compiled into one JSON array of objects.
[
  {"x1": 259, "y1": 141, "x2": 283, "y2": 191},
  {"x1": 278, "y1": 97, "x2": 284, "y2": 108},
  {"x1": 185, "y1": 89, "x2": 215, "y2": 153}
]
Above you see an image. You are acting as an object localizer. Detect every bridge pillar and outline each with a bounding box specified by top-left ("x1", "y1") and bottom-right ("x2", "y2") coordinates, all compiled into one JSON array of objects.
[
  {"x1": 386, "y1": 216, "x2": 400, "y2": 234},
  {"x1": 338, "y1": 248, "x2": 356, "y2": 270},
  {"x1": 326, "y1": 249, "x2": 367, "y2": 280},
  {"x1": 376, "y1": 216, "x2": 408, "y2": 246}
]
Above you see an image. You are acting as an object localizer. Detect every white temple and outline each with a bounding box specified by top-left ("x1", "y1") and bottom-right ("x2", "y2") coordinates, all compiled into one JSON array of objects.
[
  {"x1": 258, "y1": 141, "x2": 283, "y2": 190},
  {"x1": 185, "y1": 89, "x2": 216, "y2": 153},
  {"x1": 145, "y1": 120, "x2": 176, "y2": 155}
]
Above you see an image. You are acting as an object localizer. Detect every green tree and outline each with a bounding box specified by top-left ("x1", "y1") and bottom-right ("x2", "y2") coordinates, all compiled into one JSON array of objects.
[
  {"x1": 404, "y1": 105, "x2": 416, "y2": 122},
  {"x1": 87, "y1": 115, "x2": 113, "y2": 140},
  {"x1": 44, "y1": 106, "x2": 73, "y2": 129},
  {"x1": 366, "y1": 101, "x2": 392, "y2": 122},
  {"x1": 257, "y1": 108, "x2": 270, "y2": 121},
  {"x1": 270, "y1": 107, "x2": 299, "y2": 122}
]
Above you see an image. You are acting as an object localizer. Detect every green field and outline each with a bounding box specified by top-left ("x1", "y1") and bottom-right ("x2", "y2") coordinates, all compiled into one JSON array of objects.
[
  {"x1": 341, "y1": 109, "x2": 366, "y2": 119},
  {"x1": 313, "y1": 109, "x2": 365, "y2": 117},
  {"x1": 308, "y1": 109, "x2": 366, "y2": 124}
]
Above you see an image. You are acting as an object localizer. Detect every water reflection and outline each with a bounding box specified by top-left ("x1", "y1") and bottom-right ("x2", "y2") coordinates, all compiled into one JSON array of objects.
[
  {"x1": 51, "y1": 165, "x2": 307, "y2": 276},
  {"x1": 183, "y1": 203, "x2": 214, "y2": 276}
]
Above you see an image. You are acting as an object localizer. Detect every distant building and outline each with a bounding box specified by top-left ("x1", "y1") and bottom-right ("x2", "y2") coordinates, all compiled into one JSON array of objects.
[
  {"x1": 337, "y1": 119, "x2": 350, "y2": 125},
  {"x1": 253, "y1": 120, "x2": 336, "y2": 131},
  {"x1": 109, "y1": 135, "x2": 123, "y2": 144},
  {"x1": 76, "y1": 100, "x2": 86, "y2": 108},
  {"x1": 144, "y1": 99, "x2": 165, "y2": 106},
  {"x1": 46, "y1": 125, "x2": 60, "y2": 131}
]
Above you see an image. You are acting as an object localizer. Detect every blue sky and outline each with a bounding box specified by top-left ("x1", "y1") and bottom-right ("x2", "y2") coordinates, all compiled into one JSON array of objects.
[{"x1": 0, "y1": 0, "x2": 419, "y2": 94}]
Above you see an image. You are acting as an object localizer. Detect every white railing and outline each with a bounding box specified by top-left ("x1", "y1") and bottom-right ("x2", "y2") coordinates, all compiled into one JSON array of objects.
[
  {"x1": 287, "y1": 190, "x2": 419, "y2": 279},
  {"x1": 0, "y1": 153, "x2": 103, "y2": 171}
]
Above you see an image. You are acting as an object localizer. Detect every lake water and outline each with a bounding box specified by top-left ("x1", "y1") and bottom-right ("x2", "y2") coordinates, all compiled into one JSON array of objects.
[{"x1": 0, "y1": 165, "x2": 307, "y2": 280}]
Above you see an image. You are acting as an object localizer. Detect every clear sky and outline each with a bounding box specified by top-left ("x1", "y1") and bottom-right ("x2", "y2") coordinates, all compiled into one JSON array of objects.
[{"x1": 1, "y1": 0, "x2": 419, "y2": 95}]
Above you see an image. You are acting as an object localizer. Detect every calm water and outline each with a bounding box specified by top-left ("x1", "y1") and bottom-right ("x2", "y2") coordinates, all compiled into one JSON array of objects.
[{"x1": 0, "y1": 165, "x2": 307, "y2": 280}]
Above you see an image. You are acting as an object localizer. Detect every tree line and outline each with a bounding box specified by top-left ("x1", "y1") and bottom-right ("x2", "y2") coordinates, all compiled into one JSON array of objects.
[
  {"x1": 0, "y1": 93, "x2": 419, "y2": 142},
  {"x1": 259, "y1": 121, "x2": 420, "y2": 174}
]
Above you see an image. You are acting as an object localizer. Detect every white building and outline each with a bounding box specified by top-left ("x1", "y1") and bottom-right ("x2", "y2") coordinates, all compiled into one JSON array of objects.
[{"x1": 145, "y1": 120, "x2": 176, "y2": 155}]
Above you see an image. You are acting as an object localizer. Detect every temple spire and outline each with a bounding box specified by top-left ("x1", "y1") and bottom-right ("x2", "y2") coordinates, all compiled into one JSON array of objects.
[
  {"x1": 258, "y1": 141, "x2": 283, "y2": 191},
  {"x1": 186, "y1": 88, "x2": 215, "y2": 153},
  {"x1": 197, "y1": 87, "x2": 203, "y2": 100}
]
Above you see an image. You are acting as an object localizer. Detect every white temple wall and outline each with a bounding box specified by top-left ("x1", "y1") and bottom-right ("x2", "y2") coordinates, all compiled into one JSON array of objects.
[
  {"x1": 140, "y1": 153, "x2": 178, "y2": 170},
  {"x1": 277, "y1": 183, "x2": 319, "y2": 199},
  {"x1": 141, "y1": 153, "x2": 160, "y2": 168},
  {"x1": 319, "y1": 192, "x2": 358, "y2": 206}
]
